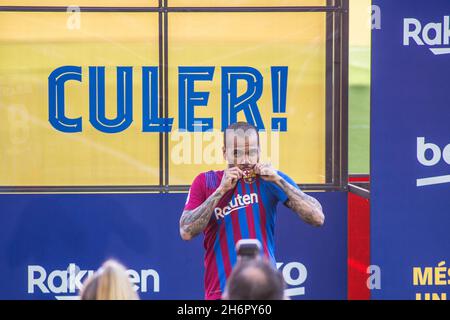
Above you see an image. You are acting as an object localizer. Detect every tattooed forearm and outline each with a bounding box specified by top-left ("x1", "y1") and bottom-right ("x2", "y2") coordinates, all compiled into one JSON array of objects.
[
  {"x1": 179, "y1": 189, "x2": 224, "y2": 240},
  {"x1": 276, "y1": 178, "x2": 325, "y2": 226}
]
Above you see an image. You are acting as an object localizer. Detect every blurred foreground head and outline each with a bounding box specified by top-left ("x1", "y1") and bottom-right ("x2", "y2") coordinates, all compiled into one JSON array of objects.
[
  {"x1": 223, "y1": 258, "x2": 285, "y2": 300},
  {"x1": 79, "y1": 259, "x2": 139, "y2": 300}
]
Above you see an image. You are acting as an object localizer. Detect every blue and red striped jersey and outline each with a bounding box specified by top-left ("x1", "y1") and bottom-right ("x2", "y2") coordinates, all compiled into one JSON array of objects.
[{"x1": 184, "y1": 169, "x2": 300, "y2": 300}]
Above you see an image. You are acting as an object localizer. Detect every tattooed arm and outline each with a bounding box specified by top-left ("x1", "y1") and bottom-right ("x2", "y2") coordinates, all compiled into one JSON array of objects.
[
  {"x1": 254, "y1": 163, "x2": 325, "y2": 227},
  {"x1": 179, "y1": 166, "x2": 243, "y2": 240},
  {"x1": 179, "y1": 188, "x2": 224, "y2": 240},
  {"x1": 276, "y1": 178, "x2": 325, "y2": 227}
]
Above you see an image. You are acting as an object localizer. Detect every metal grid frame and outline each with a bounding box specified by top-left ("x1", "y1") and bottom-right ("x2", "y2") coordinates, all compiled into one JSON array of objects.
[{"x1": 0, "y1": 0, "x2": 349, "y2": 193}]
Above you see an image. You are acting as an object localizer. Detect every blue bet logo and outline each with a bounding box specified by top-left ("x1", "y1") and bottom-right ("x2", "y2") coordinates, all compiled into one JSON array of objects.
[{"x1": 48, "y1": 65, "x2": 288, "y2": 134}]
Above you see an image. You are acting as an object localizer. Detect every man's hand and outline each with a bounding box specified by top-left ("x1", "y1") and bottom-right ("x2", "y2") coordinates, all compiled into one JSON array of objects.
[
  {"x1": 218, "y1": 166, "x2": 243, "y2": 194},
  {"x1": 180, "y1": 167, "x2": 243, "y2": 241},
  {"x1": 254, "y1": 163, "x2": 280, "y2": 182}
]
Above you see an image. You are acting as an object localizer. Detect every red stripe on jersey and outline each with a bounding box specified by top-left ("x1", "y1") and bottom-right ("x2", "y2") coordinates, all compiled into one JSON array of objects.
[
  {"x1": 203, "y1": 224, "x2": 220, "y2": 300},
  {"x1": 218, "y1": 219, "x2": 233, "y2": 279},
  {"x1": 244, "y1": 180, "x2": 257, "y2": 239}
]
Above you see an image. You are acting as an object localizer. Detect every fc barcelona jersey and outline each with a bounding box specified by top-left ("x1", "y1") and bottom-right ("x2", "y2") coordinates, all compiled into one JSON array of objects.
[{"x1": 184, "y1": 169, "x2": 300, "y2": 300}]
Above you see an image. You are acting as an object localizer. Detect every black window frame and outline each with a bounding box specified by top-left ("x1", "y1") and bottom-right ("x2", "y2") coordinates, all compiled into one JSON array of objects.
[{"x1": 0, "y1": 0, "x2": 348, "y2": 193}]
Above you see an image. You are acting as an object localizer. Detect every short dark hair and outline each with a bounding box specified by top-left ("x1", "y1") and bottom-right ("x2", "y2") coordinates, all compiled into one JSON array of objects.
[
  {"x1": 223, "y1": 122, "x2": 259, "y2": 147},
  {"x1": 224, "y1": 259, "x2": 285, "y2": 300}
]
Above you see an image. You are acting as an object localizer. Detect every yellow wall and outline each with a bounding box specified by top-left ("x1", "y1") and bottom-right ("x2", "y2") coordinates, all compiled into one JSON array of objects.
[
  {"x1": 349, "y1": 0, "x2": 372, "y2": 47},
  {"x1": 0, "y1": 13, "x2": 161, "y2": 185},
  {"x1": 0, "y1": 4, "x2": 334, "y2": 186}
]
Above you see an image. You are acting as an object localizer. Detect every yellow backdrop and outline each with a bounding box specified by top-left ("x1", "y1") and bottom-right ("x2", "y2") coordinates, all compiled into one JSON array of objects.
[{"x1": 0, "y1": 6, "x2": 328, "y2": 187}]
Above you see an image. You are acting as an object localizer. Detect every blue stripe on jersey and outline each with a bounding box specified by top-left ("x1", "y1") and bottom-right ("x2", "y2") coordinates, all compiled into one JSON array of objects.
[
  {"x1": 258, "y1": 181, "x2": 276, "y2": 260},
  {"x1": 236, "y1": 182, "x2": 250, "y2": 239},
  {"x1": 213, "y1": 219, "x2": 227, "y2": 292},
  {"x1": 247, "y1": 180, "x2": 265, "y2": 250},
  {"x1": 205, "y1": 170, "x2": 219, "y2": 190}
]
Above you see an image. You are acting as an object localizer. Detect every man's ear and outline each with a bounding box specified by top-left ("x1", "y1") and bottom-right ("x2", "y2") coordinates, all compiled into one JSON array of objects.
[{"x1": 222, "y1": 146, "x2": 226, "y2": 160}]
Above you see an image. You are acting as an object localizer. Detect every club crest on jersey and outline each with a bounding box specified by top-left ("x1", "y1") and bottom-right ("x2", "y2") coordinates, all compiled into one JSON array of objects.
[{"x1": 242, "y1": 168, "x2": 257, "y2": 184}]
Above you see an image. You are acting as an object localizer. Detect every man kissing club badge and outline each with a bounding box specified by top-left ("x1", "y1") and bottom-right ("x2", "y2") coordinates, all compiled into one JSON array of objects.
[{"x1": 242, "y1": 167, "x2": 256, "y2": 184}]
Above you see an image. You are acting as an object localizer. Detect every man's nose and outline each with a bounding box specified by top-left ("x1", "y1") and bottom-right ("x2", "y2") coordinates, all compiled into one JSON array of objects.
[{"x1": 242, "y1": 154, "x2": 251, "y2": 164}]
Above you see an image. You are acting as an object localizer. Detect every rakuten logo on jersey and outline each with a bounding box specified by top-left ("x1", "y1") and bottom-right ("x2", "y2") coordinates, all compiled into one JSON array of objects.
[
  {"x1": 416, "y1": 137, "x2": 450, "y2": 187},
  {"x1": 214, "y1": 193, "x2": 258, "y2": 220},
  {"x1": 403, "y1": 16, "x2": 450, "y2": 55},
  {"x1": 28, "y1": 263, "x2": 160, "y2": 300}
]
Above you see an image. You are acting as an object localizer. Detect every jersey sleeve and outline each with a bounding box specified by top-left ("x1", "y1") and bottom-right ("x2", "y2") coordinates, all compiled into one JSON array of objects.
[
  {"x1": 184, "y1": 173, "x2": 207, "y2": 211},
  {"x1": 269, "y1": 171, "x2": 301, "y2": 204}
]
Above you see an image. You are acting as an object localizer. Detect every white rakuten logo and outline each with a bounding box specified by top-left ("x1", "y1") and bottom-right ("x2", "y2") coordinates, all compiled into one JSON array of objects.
[
  {"x1": 214, "y1": 193, "x2": 258, "y2": 220},
  {"x1": 416, "y1": 137, "x2": 450, "y2": 187},
  {"x1": 28, "y1": 263, "x2": 160, "y2": 300},
  {"x1": 403, "y1": 16, "x2": 450, "y2": 55}
]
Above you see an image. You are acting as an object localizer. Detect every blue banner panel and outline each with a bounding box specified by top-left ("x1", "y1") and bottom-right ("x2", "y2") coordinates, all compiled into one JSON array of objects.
[
  {"x1": 0, "y1": 192, "x2": 346, "y2": 300},
  {"x1": 371, "y1": 0, "x2": 450, "y2": 300}
]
